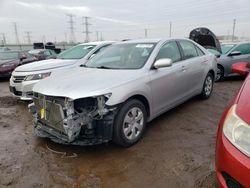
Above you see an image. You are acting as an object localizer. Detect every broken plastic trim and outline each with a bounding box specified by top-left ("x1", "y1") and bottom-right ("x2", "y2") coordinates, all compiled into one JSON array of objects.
[{"x1": 29, "y1": 93, "x2": 116, "y2": 145}]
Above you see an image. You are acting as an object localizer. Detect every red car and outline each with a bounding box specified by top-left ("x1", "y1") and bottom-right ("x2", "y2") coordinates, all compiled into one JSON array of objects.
[
  {"x1": 0, "y1": 51, "x2": 36, "y2": 77},
  {"x1": 216, "y1": 62, "x2": 250, "y2": 188}
]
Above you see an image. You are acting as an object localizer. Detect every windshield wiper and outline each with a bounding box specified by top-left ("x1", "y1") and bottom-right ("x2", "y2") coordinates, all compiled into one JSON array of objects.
[
  {"x1": 80, "y1": 64, "x2": 87, "y2": 67},
  {"x1": 96, "y1": 66, "x2": 112, "y2": 69}
]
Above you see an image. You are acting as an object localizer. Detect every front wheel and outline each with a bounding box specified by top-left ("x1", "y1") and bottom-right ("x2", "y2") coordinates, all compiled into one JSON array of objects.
[
  {"x1": 200, "y1": 72, "x2": 214, "y2": 99},
  {"x1": 113, "y1": 99, "x2": 147, "y2": 147}
]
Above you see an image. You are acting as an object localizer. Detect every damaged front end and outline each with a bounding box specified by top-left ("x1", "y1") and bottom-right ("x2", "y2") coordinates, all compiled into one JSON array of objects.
[{"x1": 29, "y1": 93, "x2": 117, "y2": 145}]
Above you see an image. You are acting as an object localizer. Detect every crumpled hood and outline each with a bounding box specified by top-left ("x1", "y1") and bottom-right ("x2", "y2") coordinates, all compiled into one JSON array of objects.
[
  {"x1": 0, "y1": 59, "x2": 18, "y2": 66},
  {"x1": 33, "y1": 67, "x2": 142, "y2": 100},
  {"x1": 15, "y1": 59, "x2": 78, "y2": 72}
]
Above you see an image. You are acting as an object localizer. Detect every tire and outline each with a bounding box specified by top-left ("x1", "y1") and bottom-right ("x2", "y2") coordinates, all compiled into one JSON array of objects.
[
  {"x1": 200, "y1": 72, "x2": 214, "y2": 100},
  {"x1": 113, "y1": 99, "x2": 147, "y2": 147},
  {"x1": 215, "y1": 65, "x2": 224, "y2": 82}
]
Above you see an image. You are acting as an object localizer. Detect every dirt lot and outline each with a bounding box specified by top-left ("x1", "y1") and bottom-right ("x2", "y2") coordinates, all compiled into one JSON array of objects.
[{"x1": 0, "y1": 77, "x2": 244, "y2": 188}]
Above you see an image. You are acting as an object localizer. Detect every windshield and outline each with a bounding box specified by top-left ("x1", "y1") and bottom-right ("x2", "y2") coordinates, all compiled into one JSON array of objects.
[
  {"x1": 0, "y1": 52, "x2": 19, "y2": 60},
  {"x1": 57, "y1": 45, "x2": 96, "y2": 59},
  {"x1": 85, "y1": 43, "x2": 156, "y2": 69},
  {"x1": 221, "y1": 44, "x2": 236, "y2": 54}
]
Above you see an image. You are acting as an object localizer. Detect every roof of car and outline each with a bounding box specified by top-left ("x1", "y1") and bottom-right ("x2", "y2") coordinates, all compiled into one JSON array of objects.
[
  {"x1": 28, "y1": 49, "x2": 48, "y2": 54},
  {"x1": 222, "y1": 41, "x2": 250, "y2": 45},
  {"x1": 78, "y1": 41, "x2": 115, "y2": 46},
  {"x1": 115, "y1": 38, "x2": 194, "y2": 44},
  {"x1": 120, "y1": 38, "x2": 162, "y2": 44}
]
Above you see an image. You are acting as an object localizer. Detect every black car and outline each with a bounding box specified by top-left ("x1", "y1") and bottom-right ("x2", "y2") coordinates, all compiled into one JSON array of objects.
[{"x1": 27, "y1": 49, "x2": 57, "y2": 61}]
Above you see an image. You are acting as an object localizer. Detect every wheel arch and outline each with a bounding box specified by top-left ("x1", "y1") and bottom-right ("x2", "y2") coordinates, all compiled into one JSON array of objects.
[
  {"x1": 208, "y1": 69, "x2": 215, "y2": 80},
  {"x1": 126, "y1": 94, "x2": 150, "y2": 118}
]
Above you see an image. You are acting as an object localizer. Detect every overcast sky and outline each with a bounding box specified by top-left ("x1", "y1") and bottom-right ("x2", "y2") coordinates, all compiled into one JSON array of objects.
[{"x1": 0, "y1": 0, "x2": 250, "y2": 44}]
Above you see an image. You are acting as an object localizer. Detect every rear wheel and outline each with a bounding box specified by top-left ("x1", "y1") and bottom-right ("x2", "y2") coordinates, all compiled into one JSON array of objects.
[
  {"x1": 113, "y1": 99, "x2": 147, "y2": 147},
  {"x1": 216, "y1": 65, "x2": 224, "y2": 82},
  {"x1": 200, "y1": 72, "x2": 214, "y2": 99}
]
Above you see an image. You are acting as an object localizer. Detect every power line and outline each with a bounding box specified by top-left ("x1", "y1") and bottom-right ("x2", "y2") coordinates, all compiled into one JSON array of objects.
[
  {"x1": 66, "y1": 14, "x2": 76, "y2": 44},
  {"x1": 82, "y1": 16, "x2": 91, "y2": 42}
]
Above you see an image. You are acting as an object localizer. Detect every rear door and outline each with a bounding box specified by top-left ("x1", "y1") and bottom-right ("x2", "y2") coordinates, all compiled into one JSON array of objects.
[{"x1": 177, "y1": 40, "x2": 207, "y2": 98}]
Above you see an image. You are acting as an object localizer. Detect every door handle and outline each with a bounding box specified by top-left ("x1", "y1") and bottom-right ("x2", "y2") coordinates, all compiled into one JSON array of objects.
[{"x1": 182, "y1": 65, "x2": 187, "y2": 72}]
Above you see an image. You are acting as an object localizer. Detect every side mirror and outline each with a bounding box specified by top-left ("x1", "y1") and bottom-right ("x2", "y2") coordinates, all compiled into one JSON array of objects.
[
  {"x1": 229, "y1": 51, "x2": 241, "y2": 56},
  {"x1": 154, "y1": 58, "x2": 173, "y2": 69},
  {"x1": 20, "y1": 54, "x2": 27, "y2": 61},
  {"x1": 231, "y1": 62, "x2": 249, "y2": 76}
]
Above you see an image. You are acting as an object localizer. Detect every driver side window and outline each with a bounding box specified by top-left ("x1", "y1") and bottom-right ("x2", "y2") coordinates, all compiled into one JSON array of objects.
[{"x1": 156, "y1": 41, "x2": 181, "y2": 63}]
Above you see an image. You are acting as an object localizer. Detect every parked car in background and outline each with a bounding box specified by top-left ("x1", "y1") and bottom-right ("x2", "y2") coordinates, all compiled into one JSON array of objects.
[
  {"x1": 0, "y1": 51, "x2": 36, "y2": 77},
  {"x1": 216, "y1": 62, "x2": 250, "y2": 188},
  {"x1": 216, "y1": 42, "x2": 250, "y2": 81},
  {"x1": 0, "y1": 47, "x2": 11, "y2": 52},
  {"x1": 189, "y1": 27, "x2": 222, "y2": 55},
  {"x1": 9, "y1": 41, "x2": 114, "y2": 100},
  {"x1": 29, "y1": 38, "x2": 217, "y2": 147},
  {"x1": 28, "y1": 49, "x2": 57, "y2": 60}
]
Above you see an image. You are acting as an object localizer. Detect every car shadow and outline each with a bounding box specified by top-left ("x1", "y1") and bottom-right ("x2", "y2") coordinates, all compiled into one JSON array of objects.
[{"x1": 0, "y1": 77, "x2": 10, "y2": 82}]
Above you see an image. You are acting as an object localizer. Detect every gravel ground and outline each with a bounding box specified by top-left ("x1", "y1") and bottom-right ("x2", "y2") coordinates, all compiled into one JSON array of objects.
[{"x1": 0, "y1": 77, "x2": 244, "y2": 188}]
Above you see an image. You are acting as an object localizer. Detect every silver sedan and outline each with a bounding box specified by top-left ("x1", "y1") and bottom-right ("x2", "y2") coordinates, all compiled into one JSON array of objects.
[{"x1": 29, "y1": 38, "x2": 217, "y2": 147}]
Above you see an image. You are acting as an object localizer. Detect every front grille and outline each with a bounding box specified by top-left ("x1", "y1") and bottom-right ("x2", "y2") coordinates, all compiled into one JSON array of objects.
[
  {"x1": 222, "y1": 172, "x2": 244, "y2": 188},
  {"x1": 33, "y1": 94, "x2": 66, "y2": 133},
  {"x1": 13, "y1": 76, "x2": 26, "y2": 83}
]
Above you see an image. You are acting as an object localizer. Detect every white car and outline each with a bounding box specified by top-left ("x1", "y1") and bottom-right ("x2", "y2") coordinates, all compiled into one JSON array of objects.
[{"x1": 9, "y1": 41, "x2": 114, "y2": 100}]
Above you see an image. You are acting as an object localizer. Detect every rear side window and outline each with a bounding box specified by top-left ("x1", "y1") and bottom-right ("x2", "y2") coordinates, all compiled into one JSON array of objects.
[
  {"x1": 179, "y1": 41, "x2": 198, "y2": 59},
  {"x1": 156, "y1": 41, "x2": 181, "y2": 63},
  {"x1": 195, "y1": 46, "x2": 205, "y2": 56},
  {"x1": 233, "y1": 44, "x2": 250, "y2": 55},
  {"x1": 44, "y1": 50, "x2": 51, "y2": 56}
]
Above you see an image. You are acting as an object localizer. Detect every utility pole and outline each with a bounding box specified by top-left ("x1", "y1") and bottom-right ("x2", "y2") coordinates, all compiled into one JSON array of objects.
[
  {"x1": 232, "y1": 19, "x2": 236, "y2": 42},
  {"x1": 96, "y1": 31, "x2": 99, "y2": 41},
  {"x1": 1, "y1": 33, "x2": 6, "y2": 45},
  {"x1": 169, "y1": 22, "x2": 172, "y2": 38},
  {"x1": 64, "y1": 32, "x2": 68, "y2": 43},
  {"x1": 42, "y1": 35, "x2": 46, "y2": 44},
  {"x1": 144, "y1": 29, "x2": 148, "y2": 38},
  {"x1": 100, "y1": 32, "x2": 103, "y2": 41},
  {"x1": 13, "y1": 22, "x2": 20, "y2": 45},
  {"x1": 25, "y1": 31, "x2": 31, "y2": 44},
  {"x1": 66, "y1": 14, "x2": 76, "y2": 44},
  {"x1": 82, "y1": 16, "x2": 91, "y2": 42}
]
